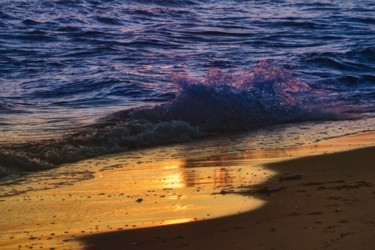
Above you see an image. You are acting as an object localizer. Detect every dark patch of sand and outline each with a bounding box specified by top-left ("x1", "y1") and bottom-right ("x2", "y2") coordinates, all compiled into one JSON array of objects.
[{"x1": 80, "y1": 146, "x2": 375, "y2": 250}]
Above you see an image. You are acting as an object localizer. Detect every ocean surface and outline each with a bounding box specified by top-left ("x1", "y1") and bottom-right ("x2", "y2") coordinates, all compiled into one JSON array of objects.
[{"x1": 0, "y1": 0, "x2": 374, "y2": 177}]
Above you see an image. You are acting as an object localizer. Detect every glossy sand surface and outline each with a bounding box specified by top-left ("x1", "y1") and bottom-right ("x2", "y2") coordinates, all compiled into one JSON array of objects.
[{"x1": 1, "y1": 131, "x2": 374, "y2": 249}]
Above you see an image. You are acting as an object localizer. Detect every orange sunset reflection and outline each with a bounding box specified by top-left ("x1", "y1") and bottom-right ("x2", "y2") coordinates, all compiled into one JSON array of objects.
[
  {"x1": 3, "y1": 131, "x2": 372, "y2": 249},
  {"x1": 0, "y1": 145, "x2": 277, "y2": 250}
]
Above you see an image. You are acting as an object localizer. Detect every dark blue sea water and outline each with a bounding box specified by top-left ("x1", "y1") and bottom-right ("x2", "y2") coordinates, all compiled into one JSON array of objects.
[{"x1": 0, "y1": 0, "x2": 375, "y2": 176}]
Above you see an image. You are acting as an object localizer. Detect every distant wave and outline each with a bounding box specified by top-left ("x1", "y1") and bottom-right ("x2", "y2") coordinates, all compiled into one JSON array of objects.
[{"x1": 0, "y1": 62, "x2": 338, "y2": 177}]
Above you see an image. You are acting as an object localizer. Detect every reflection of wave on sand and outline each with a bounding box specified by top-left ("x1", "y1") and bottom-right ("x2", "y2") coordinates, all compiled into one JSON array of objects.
[
  {"x1": 1, "y1": 117, "x2": 374, "y2": 197},
  {"x1": 0, "y1": 140, "x2": 275, "y2": 249}
]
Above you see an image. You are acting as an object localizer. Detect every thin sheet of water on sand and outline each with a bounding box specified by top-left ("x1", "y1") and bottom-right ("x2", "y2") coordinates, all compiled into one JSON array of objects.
[
  {"x1": 0, "y1": 144, "x2": 275, "y2": 249},
  {"x1": 0, "y1": 125, "x2": 374, "y2": 249}
]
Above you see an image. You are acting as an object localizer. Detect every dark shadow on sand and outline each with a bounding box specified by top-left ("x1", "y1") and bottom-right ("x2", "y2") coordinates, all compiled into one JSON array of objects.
[{"x1": 79, "y1": 146, "x2": 375, "y2": 250}]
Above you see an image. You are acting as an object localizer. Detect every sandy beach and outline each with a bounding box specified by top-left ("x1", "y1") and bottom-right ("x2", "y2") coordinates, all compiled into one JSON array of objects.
[
  {"x1": 2, "y1": 0, "x2": 375, "y2": 249},
  {"x1": 1, "y1": 131, "x2": 375, "y2": 250},
  {"x1": 81, "y1": 132, "x2": 375, "y2": 250}
]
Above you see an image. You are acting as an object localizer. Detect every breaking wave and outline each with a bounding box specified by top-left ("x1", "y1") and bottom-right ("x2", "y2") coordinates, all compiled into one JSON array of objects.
[
  {"x1": 130, "y1": 61, "x2": 333, "y2": 131},
  {"x1": 0, "y1": 62, "x2": 340, "y2": 177}
]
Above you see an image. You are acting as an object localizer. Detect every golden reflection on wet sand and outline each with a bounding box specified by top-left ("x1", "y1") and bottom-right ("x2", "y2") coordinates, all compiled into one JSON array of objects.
[
  {"x1": 0, "y1": 151, "x2": 273, "y2": 249},
  {"x1": 1, "y1": 131, "x2": 374, "y2": 249}
]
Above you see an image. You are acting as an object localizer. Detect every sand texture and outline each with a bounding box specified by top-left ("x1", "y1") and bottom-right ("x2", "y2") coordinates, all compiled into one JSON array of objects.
[
  {"x1": 1, "y1": 131, "x2": 375, "y2": 250},
  {"x1": 82, "y1": 136, "x2": 375, "y2": 250}
]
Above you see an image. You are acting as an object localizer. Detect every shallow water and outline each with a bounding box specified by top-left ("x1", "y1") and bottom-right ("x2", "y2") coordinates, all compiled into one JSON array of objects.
[
  {"x1": 1, "y1": 0, "x2": 374, "y2": 139},
  {"x1": 1, "y1": 0, "x2": 374, "y2": 175},
  {"x1": 1, "y1": 118, "x2": 375, "y2": 197},
  {"x1": 0, "y1": 132, "x2": 277, "y2": 249}
]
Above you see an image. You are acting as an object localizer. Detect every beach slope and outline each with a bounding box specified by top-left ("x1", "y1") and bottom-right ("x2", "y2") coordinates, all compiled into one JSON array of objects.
[{"x1": 81, "y1": 146, "x2": 375, "y2": 250}]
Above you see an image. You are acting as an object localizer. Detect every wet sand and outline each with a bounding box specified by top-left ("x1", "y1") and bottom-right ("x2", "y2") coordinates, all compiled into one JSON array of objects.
[
  {"x1": 1, "y1": 131, "x2": 375, "y2": 249},
  {"x1": 81, "y1": 133, "x2": 375, "y2": 250}
]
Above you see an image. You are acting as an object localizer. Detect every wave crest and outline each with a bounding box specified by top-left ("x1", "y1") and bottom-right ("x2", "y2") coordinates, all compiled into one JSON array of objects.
[
  {"x1": 130, "y1": 62, "x2": 324, "y2": 131},
  {"x1": 0, "y1": 62, "x2": 335, "y2": 178}
]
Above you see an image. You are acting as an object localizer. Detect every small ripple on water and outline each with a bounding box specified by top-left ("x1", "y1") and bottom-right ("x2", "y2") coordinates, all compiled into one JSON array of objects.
[{"x1": 0, "y1": 0, "x2": 374, "y2": 162}]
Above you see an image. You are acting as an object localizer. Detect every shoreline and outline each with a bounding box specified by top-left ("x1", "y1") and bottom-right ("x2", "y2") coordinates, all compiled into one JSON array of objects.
[
  {"x1": 81, "y1": 136, "x2": 375, "y2": 250},
  {"x1": 1, "y1": 131, "x2": 374, "y2": 249}
]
